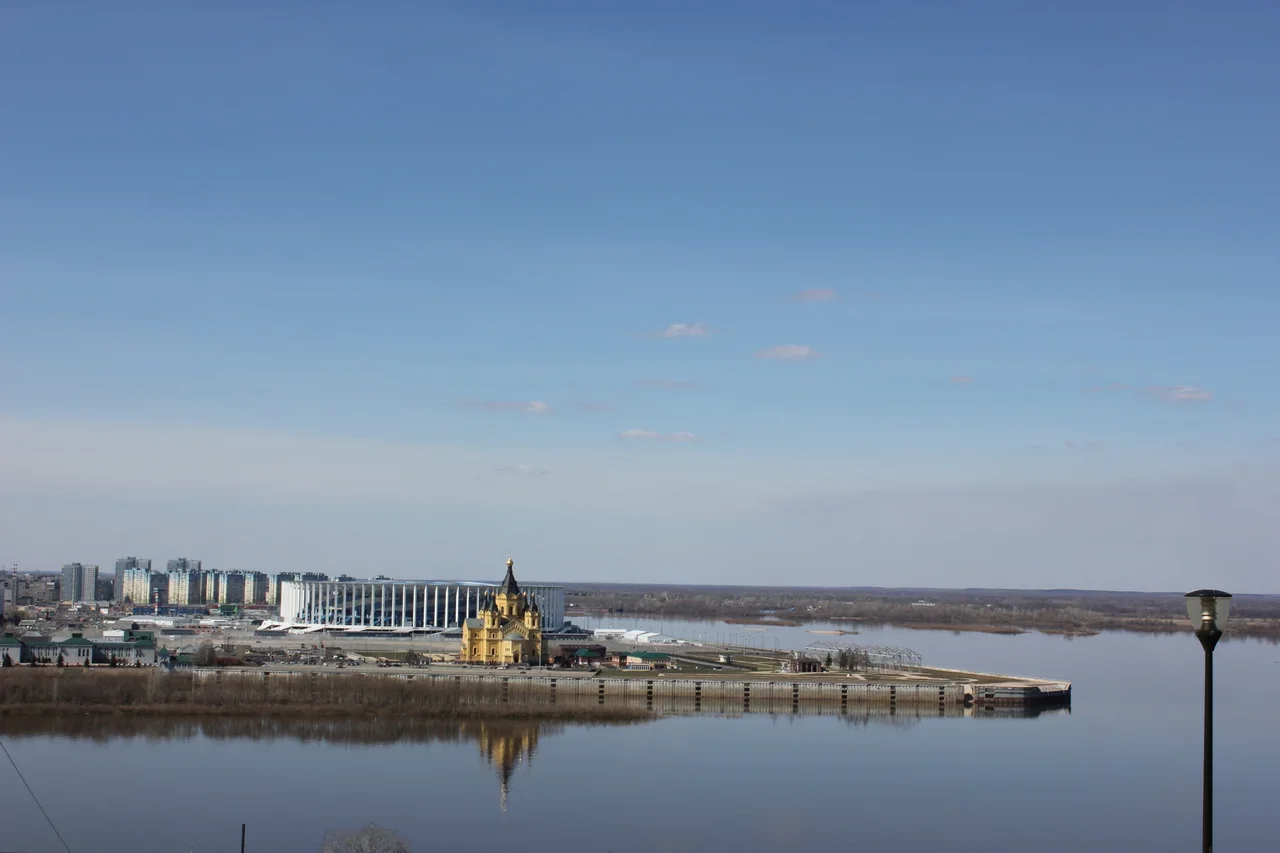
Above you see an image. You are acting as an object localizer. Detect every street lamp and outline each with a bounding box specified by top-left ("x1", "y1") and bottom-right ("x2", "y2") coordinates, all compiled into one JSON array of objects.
[{"x1": 1185, "y1": 589, "x2": 1231, "y2": 853}]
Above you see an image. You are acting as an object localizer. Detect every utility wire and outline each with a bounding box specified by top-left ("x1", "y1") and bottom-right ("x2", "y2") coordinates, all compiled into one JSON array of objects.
[{"x1": 0, "y1": 737, "x2": 74, "y2": 853}]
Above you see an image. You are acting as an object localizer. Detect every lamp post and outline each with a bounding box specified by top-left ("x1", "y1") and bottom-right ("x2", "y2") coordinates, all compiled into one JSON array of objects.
[{"x1": 1185, "y1": 589, "x2": 1231, "y2": 853}]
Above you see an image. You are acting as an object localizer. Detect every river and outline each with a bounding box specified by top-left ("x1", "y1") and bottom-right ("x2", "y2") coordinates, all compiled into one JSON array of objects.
[{"x1": 1, "y1": 619, "x2": 1276, "y2": 852}]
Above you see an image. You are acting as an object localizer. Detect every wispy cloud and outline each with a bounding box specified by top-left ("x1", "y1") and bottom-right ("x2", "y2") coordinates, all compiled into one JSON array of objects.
[
  {"x1": 1091, "y1": 381, "x2": 1211, "y2": 403},
  {"x1": 793, "y1": 288, "x2": 836, "y2": 302},
  {"x1": 636, "y1": 379, "x2": 700, "y2": 391},
  {"x1": 620, "y1": 429, "x2": 699, "y2": 442},
  {"x1": 1024, "y1": 441, "x2": 1105, "y2": 452},
  {"x1": 457, "y1": 400, "x2": 551, "y2": 414},
  {"x1": 659, "y1": 321, "x2": 708, "y2": 339},
  {"x1": 495, "y1": 463, "x2": 550, "y2": 477},
  {"x1": 951, "y1": 375, "x2": 973, "y2": 385},
  {"x1": 756, "y1": 344, "x2": 818, "y2": 361},
  {"x1": 1154, "y1": 385, "x2": 1212, "y2": 403}
]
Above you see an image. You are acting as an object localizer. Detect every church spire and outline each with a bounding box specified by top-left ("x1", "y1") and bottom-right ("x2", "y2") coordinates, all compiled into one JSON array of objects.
[{"x1": 498, "y1": 557, "x2": 519, "y2": 596}]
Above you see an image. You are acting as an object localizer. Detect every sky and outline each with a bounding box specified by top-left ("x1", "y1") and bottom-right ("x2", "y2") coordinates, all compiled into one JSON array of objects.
[{"x1": 2, "y1": 1, "x2": 1279, "y2": 591}]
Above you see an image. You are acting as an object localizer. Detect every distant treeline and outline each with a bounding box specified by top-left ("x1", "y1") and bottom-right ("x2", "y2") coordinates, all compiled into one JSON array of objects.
[{"x1": 567, "y1": 586, "x2": 1280, "y2": 638}]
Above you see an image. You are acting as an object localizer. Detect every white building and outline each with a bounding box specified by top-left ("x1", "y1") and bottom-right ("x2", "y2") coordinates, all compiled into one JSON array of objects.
[{"x1": 279, "y1": 578, "x2": 565, "y2": 632}]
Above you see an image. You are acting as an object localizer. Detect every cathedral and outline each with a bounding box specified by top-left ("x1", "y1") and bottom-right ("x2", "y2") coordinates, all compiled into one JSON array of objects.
[{"x1": 460, "y1": 558, "x2": 544, "y2": 666}]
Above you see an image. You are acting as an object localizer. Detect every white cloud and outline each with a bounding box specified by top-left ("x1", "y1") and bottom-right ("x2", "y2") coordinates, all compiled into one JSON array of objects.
[
  {"x1": 1159, "y1": 385, "x2": 1212, "y2": 402},
  {"x1": 756, "y1": 344, "x2": 818, "y2": 361},
  {"x1": 458, "y1": 400, "x2": 551, "y2": 414},
  {"x1": 951, "y1": 375, "x2": 974, "y2": 385},
  {"x1": 660, "y1": 322, "x2": 707, "y2": 338},
  {"x1": 2, "y1": 416, "x2": 1278, "y2": 589},
  {"x1": 495, "y1": 464, "x2": 550, "y2": 477},
  {"x1": 0, "y1": 416, "x2": 742, "y2": 515},
  {"x1": 620, "y1": 429, "x2": 699, "y2": 442},
  {"x1": 794, "y1": 288, "x2": 837, "y2": 302}
]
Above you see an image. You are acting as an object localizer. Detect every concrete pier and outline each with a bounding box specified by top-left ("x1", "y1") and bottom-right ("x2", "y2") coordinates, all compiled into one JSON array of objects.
[{"x1": 200, "y1": 667, "x2": 1072, "y2": 716}]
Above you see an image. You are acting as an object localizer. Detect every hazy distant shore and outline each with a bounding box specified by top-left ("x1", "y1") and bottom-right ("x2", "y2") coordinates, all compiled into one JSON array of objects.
[{"x1": 567, "y1": 584, "x2": 1280, "y2": 639}]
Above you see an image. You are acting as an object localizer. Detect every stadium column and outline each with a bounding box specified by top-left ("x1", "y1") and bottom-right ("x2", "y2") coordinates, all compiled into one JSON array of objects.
[
  {"x1": 433, "y1": 586, "x2": 440, "y2": 628},
  {"x1": 411, "y1": 584, "x2": 417, "y2": 629}
]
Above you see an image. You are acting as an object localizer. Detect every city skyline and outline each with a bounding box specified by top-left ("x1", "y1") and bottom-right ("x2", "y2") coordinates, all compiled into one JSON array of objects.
[{"x1": 2, "y1": 2, "x2": 1278, "y2": 591}]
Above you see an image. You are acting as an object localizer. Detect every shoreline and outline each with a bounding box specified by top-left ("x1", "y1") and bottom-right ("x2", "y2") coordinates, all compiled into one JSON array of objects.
[
  {"x1": 0, "y1": 666, "x2": 1070, "y2": 717},
  {"x1": 0, "y1": 703, "x2": 652, "y2": 722},
  {"x1": 575, "y1": 611, "x2": 1280, "y2": 639}
]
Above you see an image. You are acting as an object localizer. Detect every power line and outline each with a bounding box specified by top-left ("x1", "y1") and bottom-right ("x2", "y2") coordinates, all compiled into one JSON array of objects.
[{"x1": 0, "y1": 737, "x2": 74, "y2": 853}]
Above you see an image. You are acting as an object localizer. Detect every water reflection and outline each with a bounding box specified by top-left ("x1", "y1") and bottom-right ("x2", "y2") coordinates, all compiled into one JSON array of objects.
[
  {"x1": 1, "y1": 629, "x2": 1266, "y2": 853},
  {"x1": 0, "y1": 713, "x2": 583, "y2": 747}
]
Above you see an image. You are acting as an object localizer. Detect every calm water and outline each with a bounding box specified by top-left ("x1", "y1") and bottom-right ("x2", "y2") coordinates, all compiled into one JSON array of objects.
[{"x1": 1, "y1": 621, "x2": 1277, "y2": 852}]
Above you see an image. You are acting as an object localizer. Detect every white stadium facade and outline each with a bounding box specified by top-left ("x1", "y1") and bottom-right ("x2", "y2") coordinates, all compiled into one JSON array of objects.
[{"x1": 277, "y1": 579, "x2": 565, "y2": 634}]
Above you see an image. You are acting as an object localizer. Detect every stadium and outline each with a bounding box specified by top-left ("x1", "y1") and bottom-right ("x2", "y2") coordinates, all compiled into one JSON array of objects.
[{"x1": 273, "y1": 578, "x2": 565, "y2": 636}]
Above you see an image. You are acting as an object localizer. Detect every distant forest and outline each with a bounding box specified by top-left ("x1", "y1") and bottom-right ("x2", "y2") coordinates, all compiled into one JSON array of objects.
[{"x1": 564, "y1": 584, "x2": 1280, "y2": 639}]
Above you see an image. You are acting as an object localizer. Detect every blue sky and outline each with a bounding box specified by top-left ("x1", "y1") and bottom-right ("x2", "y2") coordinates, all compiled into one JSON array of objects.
[{"x1": 2, "y1": 2, "x2": 1278, "y2": 590}]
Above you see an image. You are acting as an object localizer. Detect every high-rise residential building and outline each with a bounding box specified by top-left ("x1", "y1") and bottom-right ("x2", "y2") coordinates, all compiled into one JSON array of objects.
[
  {"x1": 167, "y1": 570, "x2": 206, "y2": 606},
  {"x1": 166, "y1": 557, "x2": 202, "y2": 573},
  {"x1": 165, "y1": 558, "x2": 206, "y2": 605},
  {"x1": 118, "y1": 562, "x2": 163, "y2": 605},
  {"x1": 60, "y1": 563, "x2": 100, "y2": 603},
  {"x1": 149, "y1": 571, "x2": 170, "y2": 606},
  {"x1": 201, "y1": 572, "x2": 221, "y2": 604},
  {"x1": 246, "y1": 571, "x2": 269, "y2": 605},
  {"x1": 218, "y1": 572, "x2": 247, "y2": 605},
  {"x1": 113, "y1": 558, "x2": 152, "y2": 603}
]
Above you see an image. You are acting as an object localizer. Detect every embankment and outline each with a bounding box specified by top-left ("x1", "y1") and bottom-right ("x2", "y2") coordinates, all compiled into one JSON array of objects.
[
  {"x1": 0, "y1": 667, "x2": 1070, "y2": 719},
  {"x1": 0, "y1": 668, "x2": 649, "y2": 722}
]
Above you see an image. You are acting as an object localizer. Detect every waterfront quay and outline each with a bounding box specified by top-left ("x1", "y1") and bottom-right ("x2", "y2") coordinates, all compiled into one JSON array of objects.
[{"x1": 215, "y1": 664, "x2": 1072, "y2": 715}]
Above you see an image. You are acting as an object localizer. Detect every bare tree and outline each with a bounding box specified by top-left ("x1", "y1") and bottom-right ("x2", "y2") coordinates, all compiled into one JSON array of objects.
[
  {"x1": 321, "y1": 824, "x2": 410, "y2": 853},
  {"x1": 193, "y1": 642, "x2": 217, "y2": 667}
]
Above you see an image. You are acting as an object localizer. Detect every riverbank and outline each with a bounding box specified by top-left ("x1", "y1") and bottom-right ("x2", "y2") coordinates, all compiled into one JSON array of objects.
[
  {"x1": 0, "y1": 669, "x2": 652, "y2": 721},
  {"x1": 567, "y1": 586, "x2": 1280, "y2": 638},
  {"x1": 0, "y1": 666, "x2": 1070, "y2": 717},
  {"x1": 723, "y1": 617, "x2": 804, "y2": 627},
  {"x1": 902, "y1": 623, "x2": 1027, "y2": 635}
]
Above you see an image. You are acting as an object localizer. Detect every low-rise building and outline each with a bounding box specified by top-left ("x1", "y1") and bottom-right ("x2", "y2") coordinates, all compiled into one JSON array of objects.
[
  {"x1": 92, "y1": 630, "x2": 158, "y2": 666},
  {"x1": 0, "y1": 633, "x2": 22, "y2": 666},
  {"x1": 0, "y1": 631, "x2": 158, "y2": 666},
  {"x1": 626, "y1": 651, "x2": 671, "y2": 670}
]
